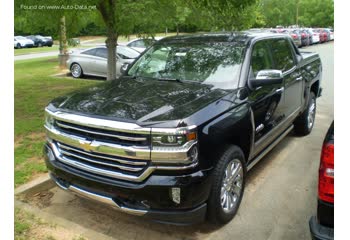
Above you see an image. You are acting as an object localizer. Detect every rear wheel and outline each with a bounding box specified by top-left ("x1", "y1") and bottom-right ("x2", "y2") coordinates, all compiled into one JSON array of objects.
[
  {"x1": 16, "y1": 43, "x2": 21, "y2": 49},
  {"x1": 207, "y1": 145, "x2": 246, "y2": 224},
  {"x1": 294, "y1": 92, "x2": 316, "y2": 136},
  {"x1": 71, "y1": 63, "x2": 83, "y2": 78}
]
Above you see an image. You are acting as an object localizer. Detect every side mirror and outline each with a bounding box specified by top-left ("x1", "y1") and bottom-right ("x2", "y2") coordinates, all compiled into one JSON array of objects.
[
  {"x1": 249, "y1": 70, "x2": 283, "y2": 88},
  {"x1": 120, "y1": 63, "x2": 129, "y2": 75}
]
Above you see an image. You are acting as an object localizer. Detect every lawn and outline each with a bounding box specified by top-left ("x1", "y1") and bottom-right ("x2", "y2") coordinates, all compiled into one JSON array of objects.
[
  {"x1": 14, "y1": 46, "x2": 59, "y2": 56},
  {"x1": 14, "y1": 57, "x2": 100, "y2": 186}
]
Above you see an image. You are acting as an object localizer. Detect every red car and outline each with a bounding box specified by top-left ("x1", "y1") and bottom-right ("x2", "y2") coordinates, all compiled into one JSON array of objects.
[{"x1": 316, "y1": 29, "x2": 328, "y2": 43}]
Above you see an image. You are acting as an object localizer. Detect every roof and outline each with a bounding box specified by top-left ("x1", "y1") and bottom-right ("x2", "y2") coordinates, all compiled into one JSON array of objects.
[{"x1": 157, "y1": 31, "x2": 288, "y2": 45}]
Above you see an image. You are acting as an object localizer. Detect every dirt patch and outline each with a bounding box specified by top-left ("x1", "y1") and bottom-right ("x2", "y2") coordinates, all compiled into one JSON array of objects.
[{"x1": 19, "y1": 190, "x2": 54, "y2": 209}]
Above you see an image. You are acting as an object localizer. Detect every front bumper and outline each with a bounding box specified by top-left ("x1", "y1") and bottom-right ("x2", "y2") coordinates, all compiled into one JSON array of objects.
[
  {"x1": 44, "y1": 144, "x2": 212, "y2": 225},
  {"x1": 309, "y1": 216, "x2": 334, "y2": 240}
]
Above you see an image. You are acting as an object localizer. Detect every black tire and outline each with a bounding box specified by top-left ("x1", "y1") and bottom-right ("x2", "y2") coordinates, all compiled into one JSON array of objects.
[
  {"x1": 294, "y1": 92, "x2": 316, "y2": 136},
  {"x1": 207, "y1": 145, "x2": 246, "y2": 224},
  {"x1": 70, "y1": 63, "x2": 83, "y2": 78},
  {"x1": 38, "y1": 42, "x2": 43, "y2": 47},
  {"x1": 16, "y1": 43, "x2": 21, "y2": 49}
]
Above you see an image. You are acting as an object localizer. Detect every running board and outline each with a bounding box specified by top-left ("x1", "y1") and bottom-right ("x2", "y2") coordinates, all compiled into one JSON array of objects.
[{"x1": 247, "y1": 125, "x2": 293, "y2": 171}]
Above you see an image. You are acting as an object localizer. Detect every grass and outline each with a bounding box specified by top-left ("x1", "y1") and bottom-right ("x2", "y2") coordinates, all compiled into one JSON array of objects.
[
  {"x1": 15, "y1": 207, "x2": 87, "y2": 240},
  {"x1": 14, "y1": 57, "x2": 100, "y2": 186},
  {"x1": 14, "y1": 46, "x2": 59, "y2": 56}
]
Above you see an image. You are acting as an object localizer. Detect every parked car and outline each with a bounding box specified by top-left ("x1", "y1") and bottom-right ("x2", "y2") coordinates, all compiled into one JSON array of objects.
[
  {"x1": 26, "y1": 35, "x2": 46, "y2": 47},
  {"x1": 297, "y1": 29, "x2": 310, "y2": 46},
  {"x1": 124, "y1": 37, "x2": 163, "y2": 52},
  {"x1": 307, "y1": 28, "x2": 320, "y2": 44},
  {"x1": 303, "y1": 29, "x2": 314, "y2": 45},
  {"x1": 309, "y1": 122, "x2": 334, "y2": 240},
  {"x1": 67, "y1": 45, "x2": 140, "y2": 78},
  {"x1": 316, "y1": 29, "x2": 328, "y2": 43},
  {"x1": 14, "y1": 36, "x2": 34, "y2": 48},
  {"x1": 323, "y1": 29, "x2": 333, "y2": 41},
  {"x1": 36, "y1": 35, "x2": 53, "y2": 47},
  {"x1": 44, "y1": 32, "x2": 322, "y2": 225},
  {"x1": 284, "y1": 29, "x2": 302, "y2": 47}
]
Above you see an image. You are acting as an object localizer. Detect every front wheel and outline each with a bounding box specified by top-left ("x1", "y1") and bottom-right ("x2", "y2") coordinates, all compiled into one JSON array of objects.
[
  {"x1": 207, "y1": 145, "x2": 246, "y2": 224},
  {"x1": 294, "y1": 92, "x2": 316, "y2": 135}
]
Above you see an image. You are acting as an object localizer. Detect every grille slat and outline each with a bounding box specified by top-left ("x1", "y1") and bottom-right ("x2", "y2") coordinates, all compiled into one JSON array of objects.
[
  {"x1": 56, "y1": 142, "x2": 148, "y2": 175},
  {"x1": 58, "y1": 143, "x2": 147, "y2": 166}
]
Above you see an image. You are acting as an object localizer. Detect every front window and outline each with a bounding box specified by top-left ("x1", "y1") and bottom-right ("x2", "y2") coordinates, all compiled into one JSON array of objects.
[{"x1": 128, "y1": 42, "x2": 244, "y2": 90}]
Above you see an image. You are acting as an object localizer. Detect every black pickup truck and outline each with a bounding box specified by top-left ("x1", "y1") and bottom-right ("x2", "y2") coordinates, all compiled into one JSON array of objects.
[{"x1": 44, "y1": 32, "x2": 322, "y2": 225}]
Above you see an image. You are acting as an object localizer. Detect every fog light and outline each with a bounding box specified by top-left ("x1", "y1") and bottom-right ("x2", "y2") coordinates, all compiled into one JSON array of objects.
[{"x1": 171, "y1": 187, "x2": 181, "y2": 204}]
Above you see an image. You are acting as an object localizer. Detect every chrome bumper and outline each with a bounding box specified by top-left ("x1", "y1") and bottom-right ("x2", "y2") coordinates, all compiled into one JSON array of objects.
[{"x1": 51, "y1": 173, "x2": 148, "y2": 216}]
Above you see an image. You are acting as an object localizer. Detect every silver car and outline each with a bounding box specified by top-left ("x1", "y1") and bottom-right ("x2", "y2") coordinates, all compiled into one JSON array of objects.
[{"x1": 67, "y1": 46, "x2": 140, "y2": 78}]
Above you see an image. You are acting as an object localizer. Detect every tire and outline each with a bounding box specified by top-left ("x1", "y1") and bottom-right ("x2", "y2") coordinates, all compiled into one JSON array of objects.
[
  {"x1": 70, "y1": 63, "x2": 83, "y2": 78},
  {"x1": 16, "y1": 43, "x2": 21, "y2": 49},
  {"x1": 294, "y1": 92, "x2": 316, "y2": 136},
  {"x1": 207, "y1": 145, "x2": 246, "y2": 224},
  {"x1": 38, "y1": 42, "x2": 43, "y2": 47}
]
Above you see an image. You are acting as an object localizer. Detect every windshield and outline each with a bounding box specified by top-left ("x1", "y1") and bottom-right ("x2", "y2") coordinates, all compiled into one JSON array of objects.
[{"x1": 128, "y1": 42, "x2": 245, "y2": 89}]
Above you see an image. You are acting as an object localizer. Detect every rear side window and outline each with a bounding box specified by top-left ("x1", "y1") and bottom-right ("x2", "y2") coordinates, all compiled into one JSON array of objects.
[
  {"x1": 95, "y1": 48, "x2": 108, "y2": 58},
  {"x1": 82, "y1": 48, "x2": 97, "y2": 56},
  {"x1": 250, "y1": 40, "x2": 273, "y2": 78},
  {"x1": 270, "y1": 38, "x2": 295, "y2": 72}
]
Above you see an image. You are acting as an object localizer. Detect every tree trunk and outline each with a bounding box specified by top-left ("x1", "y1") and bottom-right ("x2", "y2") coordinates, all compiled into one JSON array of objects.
[
  {"x1": 59, "y1": 15, "x2": 68, "y2": 68},
  {"x1": 97, "y1": 0, "x2": 118, "y2": 81},
  {"x1": 176, "y1": 23, "x2": 179, "y2": 36},
  {"x1": 105, "y1": 31, "x2": 118, "y2": 81}
]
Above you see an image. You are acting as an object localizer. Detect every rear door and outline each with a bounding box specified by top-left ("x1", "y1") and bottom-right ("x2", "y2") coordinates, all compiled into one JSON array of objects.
[{"x1": 93, "y1": 48, "x2": 108, "y2": 76}]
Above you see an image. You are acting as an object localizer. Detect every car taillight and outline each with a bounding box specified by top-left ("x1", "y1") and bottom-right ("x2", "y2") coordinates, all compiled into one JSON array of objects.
[
  {"x1": 318, "y1": 143, "x2": 334, "y2": 203},
  {"x1": 291, "y1": 34, "x2": 297, "y2": 39}
]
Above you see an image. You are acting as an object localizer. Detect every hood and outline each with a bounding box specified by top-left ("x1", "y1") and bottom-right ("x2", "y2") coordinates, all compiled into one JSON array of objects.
[{"x1": 50, "y1": 77, "x2": 230, "y2": 124}]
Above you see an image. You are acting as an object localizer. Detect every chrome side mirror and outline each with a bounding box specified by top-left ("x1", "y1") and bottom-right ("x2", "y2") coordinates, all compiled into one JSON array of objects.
[{"x1": 250, "y1": 70, "x2": 283, "y2": 88}]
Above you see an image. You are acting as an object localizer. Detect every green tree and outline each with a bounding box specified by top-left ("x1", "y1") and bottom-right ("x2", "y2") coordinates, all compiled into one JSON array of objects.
[{"x1": 298, "y1": 0, "x2": 334, "y2": 27}]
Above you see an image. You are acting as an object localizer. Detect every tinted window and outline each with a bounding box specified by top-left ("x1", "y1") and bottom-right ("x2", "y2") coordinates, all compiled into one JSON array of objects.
[
  {"x1": 117, "y1": 46, "x2": 140, "y2": 59},
  {"x1": 82, "y1": 48, "x2": 97, "y2": 56},
  {"x1": 270, "y1": 39, "x2": 295, "y2": 72},
  {"x1": 95, "y1": 48, "x2": 108, "y2": 58},
  {"x1": 250, "y1": 41, "x2": 273, "y2": 78}
]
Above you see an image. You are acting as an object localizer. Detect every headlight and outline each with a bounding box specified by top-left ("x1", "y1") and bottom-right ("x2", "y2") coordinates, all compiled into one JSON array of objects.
[
  {"x1": 45, "y1": 111, "x2": 55, "y2": 129},
  {"x1": 151, "y1": 126, "x2": 198, "y2": 164},
  {"x1": 152, "y1": 130, "x2": 197, "y2": 147}
]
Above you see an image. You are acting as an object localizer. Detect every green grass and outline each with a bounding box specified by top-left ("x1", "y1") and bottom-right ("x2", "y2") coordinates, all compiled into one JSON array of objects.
[
  {"x1": 15, "y1": 57, "x2": 100, "y2": 186},
  {"x1": 14, "y1": 46, "x2": 59, "y2": 56}
]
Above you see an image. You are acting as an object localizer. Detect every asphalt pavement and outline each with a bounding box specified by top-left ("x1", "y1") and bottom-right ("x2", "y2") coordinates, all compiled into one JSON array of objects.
[{"x1": 20, "y1": 42, "x2": 334, "y2": 240}]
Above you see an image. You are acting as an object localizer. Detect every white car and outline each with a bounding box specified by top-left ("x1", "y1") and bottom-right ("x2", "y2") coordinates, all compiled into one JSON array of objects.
[
  {"x1": 14, "y1": 36, "x2": 34, "y2": 48},
  {"x1": 123, "y1": 37, "x2": 163, "y2": 52},
  {"x1": 67, "y1": 46, "x2": 140, "y2": 78},
  {"x1": 307, "y1": 29, "x2": 320, "y2": 44}
]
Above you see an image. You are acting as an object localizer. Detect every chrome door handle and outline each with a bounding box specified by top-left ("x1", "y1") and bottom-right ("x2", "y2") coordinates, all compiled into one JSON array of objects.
[
  {"x1": 296, "y1": 76, "x2": 303, "y2": 81},
  {"x1": 276, "y1": 87, "x2": 284, "y2": 93}
]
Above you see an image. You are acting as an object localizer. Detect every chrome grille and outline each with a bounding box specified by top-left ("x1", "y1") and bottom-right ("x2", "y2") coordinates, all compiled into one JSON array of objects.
[
  {"x1": 55, "y1": 120, "x2": 149, "y2": 146},
  {"x1": 56, "y1": 142, "x2": 149, "y2": 176}
]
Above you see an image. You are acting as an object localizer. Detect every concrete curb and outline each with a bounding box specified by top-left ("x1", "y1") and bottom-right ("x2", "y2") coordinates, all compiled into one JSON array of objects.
[
  {"x1": 15, "y1": 200, "x2": 116, "y2": 240},
  {"x1": 15, "y1": 173, "x2": 54, "y2": 196}
]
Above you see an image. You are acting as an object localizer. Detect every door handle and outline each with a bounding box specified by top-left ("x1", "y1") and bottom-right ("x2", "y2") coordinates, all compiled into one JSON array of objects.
[
  {"x1": 296, "y1": 76, "x2": 303, "y2": 81},
  {"x1": 276, "y1": 87, "x2": 284, "y2": 93}
]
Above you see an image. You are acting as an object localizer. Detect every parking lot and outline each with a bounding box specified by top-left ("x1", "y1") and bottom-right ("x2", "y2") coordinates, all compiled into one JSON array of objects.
[{"x1": 18, "y1": 42, "x2": 334, "y2": 240}]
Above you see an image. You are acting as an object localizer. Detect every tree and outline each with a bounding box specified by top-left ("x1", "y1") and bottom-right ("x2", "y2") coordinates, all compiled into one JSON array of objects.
[{"x1": 193, "y1": 0, "x2": 258, "y2": 31}]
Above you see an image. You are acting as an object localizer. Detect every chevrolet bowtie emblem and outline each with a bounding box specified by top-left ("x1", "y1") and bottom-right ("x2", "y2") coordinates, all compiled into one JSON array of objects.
[{"x1": 80, "y1": 141, "x2": 94, "y2": 152}]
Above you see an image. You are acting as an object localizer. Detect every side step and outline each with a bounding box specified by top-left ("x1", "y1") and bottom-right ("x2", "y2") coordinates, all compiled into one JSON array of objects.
[{"x1": 247, "y1": 125, "x2": 293, "y2": 171}]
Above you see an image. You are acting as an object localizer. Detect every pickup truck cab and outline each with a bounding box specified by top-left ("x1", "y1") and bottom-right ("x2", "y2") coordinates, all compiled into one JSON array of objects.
[{"x1": 44, "y1": 32, "x2": 322, "y2": 225}]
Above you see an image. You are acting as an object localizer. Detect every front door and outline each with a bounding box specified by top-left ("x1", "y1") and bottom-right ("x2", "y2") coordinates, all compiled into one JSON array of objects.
[{"x1": 248, "y1": 39, "x2": 286, "y2": 156}]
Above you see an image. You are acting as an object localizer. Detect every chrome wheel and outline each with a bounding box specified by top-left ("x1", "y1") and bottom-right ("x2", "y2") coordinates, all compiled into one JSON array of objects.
[
  {"x1": 308, "y1": 98, "x2": 316, "y2": 130},
  {"x1": 71, "y1": 64, "x2": 82, "y2": 78},
  {"x1": 220, "y1": 159, "x2": 244, "y2": 213}
]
